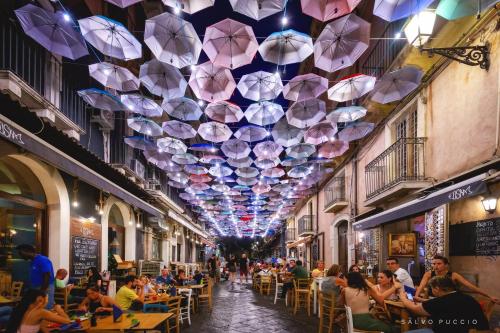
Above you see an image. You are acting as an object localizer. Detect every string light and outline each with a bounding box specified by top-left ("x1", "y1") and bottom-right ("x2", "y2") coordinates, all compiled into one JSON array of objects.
[{"x1": 281, "y1": 16, "x2": 288, "y2": 26}]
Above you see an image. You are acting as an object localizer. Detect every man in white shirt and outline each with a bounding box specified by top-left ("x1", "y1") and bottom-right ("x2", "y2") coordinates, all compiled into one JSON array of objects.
[
  {"x1": 386, "y1": 257, "x2": 414, "y2": 289},
  {"x1": 258, "y1": 262, "x2": 272, "y2": 276}
]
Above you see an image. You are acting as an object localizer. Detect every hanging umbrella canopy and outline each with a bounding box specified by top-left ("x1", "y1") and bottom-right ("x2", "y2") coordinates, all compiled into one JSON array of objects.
[
  {"x1": 272, "y1": 118, "x2": 304, "y2": 147},
  {"x1": 288, "y1": 165, "x2": 312, "y2": 178},
  {"x1": 209, "y1": 165, "x2": 233, "y2": 177},
  {"x1": 89, "y1": 62, "x2": 139, "y2": 92},
  {"x1": 338, "y1": 122, "x2": 374, "y2": 141},
  {"x1": 374, "y1": 0, "x2": 434, "y2": 22},
  {"x1": 78, "y1": 88, "x2": 123, "y2": 111},
  {"x1": 437, "y1": 0, "x2": 497, "y2": 20},
  {"x1": 189, "y1": 61, "x2": 236, "y2": 102},
  {"x1": 314, "y1": 13, "x2": 370, "y2": 73},
  {"x1": 79, "y1": 15, "x2": 141, "y2": 60},
  {"x1": 371, "y1": 66, "x2": 423, "y2": 104},
  {"x1": 190, "y1": 143, "x2": 218, "y2": 153},
  {"x1": 198, "y1": 121, "x2": 233, "y2": 143},
  {"x1": 304, "y1": 121, "x2": 338, "y2": 145},
  {"x1": 286, "y1": 98, "x2": 326, "y2": 128},
  {"x1": 229, "y1": 0, "x2": 285, "y2": 20},
  {"x1": 259, "y1": 29, "x2": 314, "y2": 65},
  {"x1": 328, "y1": 73, "x2": 376, "y2": 102},
  {"x1": 144, "y1": 11, "x2": 201, "y2": 69},
  {"x1": 212, "y1": 184, "x2": 231, "y2": 192},
  {"x1": 237, "y1": 177, "x2": 259, "y2": 186},
  {"x1": 139, "y1": 59, "x2": 187, "y2": 99},
  {"x1": 286, "y1": 143, "x2": 316, "y2": 159},
  {"x1": 282, "y1": 73, "x2": 328, "y2": 102},
  {"x1": 221, "y1": 139, "x2": 251, "y2": 159},
  {"x1": 157, "y1": 137, "x2": 188, "y2": 154},
  {"x1": 124, "y1": 136, "x2": 156, "y2": 151},
  {"x1": 15, "y1": 4, "x2": 88, "y2": 60},
  {"x1": 255, "y1": 157, "x2": 280, "y2": 169},
  {"x1": 190, "y1": 174, "x2": 212, "y2": 182},
  {"x1": 105, "y1": 0, "x2": 143, "y2": 8},
  {"x1": 244, "y1": 101, "x2": 284, "y2": 126},
  {"x1": 203, "y1": 18, "x2": 258, "y2": 69},
  {"x1": 169, "y1": 180, "x2": 188, "y2": 189},
  {"x1": 143, "y1": 150, "x2": 173, "y2": 165},
  {"x1": 252, "y1": 183, "x2": 271, "y2": 194},
  {"x1": 253, "y1": 141, "x2": 283, "y2": 159},
  {"x1": 159, "y1": 160, "x2": 183, "y2": 172},
  {"x1": 205, "y1": 101, "x2": 244, "y2": 123},
  {"x1": 199, "y1": 155, "x2": 226, "y2": 164},
  {"x1": 162, "y1": 120, "x2": 197, "y2": 139},
  {"x1": 227, "y1": 156, "x2": 254, "y2": 168},
  {"x1": 172, "y1": 152, "x2": 199, "y2": 164},
  {"x1": 162, "y1": 0, "x2": 215, "y2": 14},
  {"x1": 234, "y1": 125, "x2": 269, "y2": 142},
  {"x1": 318, "y1": 140, "x2": 349, "y2": 158},
  {"x1": 235, "y1": 167, "x2": 259, "y2": 178},
  {"x1": 261, "y1": 167, "x2": 285, "y2": 178},
  {"x1": 162, "y1": 97, "x2": 202, "y2": 121},
  {"x1": 327, "y1": 106, "x2": 367, "y2": 123},
  {"x1": 120, "y1": 94, "x2": 163, "y2": 117},
  {"x1": 127, "y1": 117, "x2": 163, "y2": 136},
  {"x1": 167, "y1": 171, "x2": 189, "y2": 183},
  {"x1": 185, "y1": 164, "x2": 209, "y2": 175},
  {"x1": 237, "y1": 71, "x2": 283, "y2": 101},
  {"x1": 301, "y1": 0, "x2": 361, "y2": 21}
]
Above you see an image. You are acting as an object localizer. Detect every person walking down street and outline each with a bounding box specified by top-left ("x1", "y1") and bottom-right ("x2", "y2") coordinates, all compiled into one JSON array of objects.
[
  {"x1": 228, "y1": 255, "x2": 237, "y2": 284},
  {"x1": 207, "y1": 254, "x2": 218, "y2": 280},
  {"x1": 239, "y1": 254, "x2": 249, "y2": 284}
]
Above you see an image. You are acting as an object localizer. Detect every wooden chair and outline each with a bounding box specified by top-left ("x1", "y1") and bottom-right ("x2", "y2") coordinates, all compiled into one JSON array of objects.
[
  {"x1": 252, "y1": 273, "x2": 261, "y2": 290},
  {"x1": 198, "y1": 278, "x2": 213, "y2": 310},
  {"x1": 259, "y1": 275, "x2": 272, "y2": 295},
  {"x1": 54, "y1": 287, "x2": 78, "y2": 312},
  {"x1": 166, "y1": 296, "x2": 182, "y2": 333},
  {"x1": 318, "y1": 291, "x2": 338, "y2": 333},
  {"x1": 273, "y1": 273, "x2": 284, "y2": 304},
  {"x1": 10, "y1": 281, "x2": 23, "y2": 298},
  {"x1": 177, "y1": 288, "x2": 192, "y2": 326},
  {"x1": 293, "y1": 278, "x2": 312, "y2": 316},
  {"x1": 345, "y1": 306, "x2": 383, "y2": 333}
]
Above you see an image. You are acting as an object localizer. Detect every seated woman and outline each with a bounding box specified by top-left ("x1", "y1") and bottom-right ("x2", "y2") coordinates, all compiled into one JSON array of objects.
[
  {"x1": 78, "y1": 286, "x2": 119, "y2": 315},
  {"x1": 371, "y1": 270, "x2": 398, "y2": 301},
  {"x1": 321, "y1": 264, "x2": 347, "y2": 296},
  {"x1": 139, "y1": 276, "x2": 157, "y2": 296},
  {"x1": 311, "y1": 261, "x2": 326, "y2": 278},
  {"x1": 6, "y1": 289, "x2": 71, "y2": 333},
  {"x1": 86, "y1": 267, "x2": 103, "y2": 290}
]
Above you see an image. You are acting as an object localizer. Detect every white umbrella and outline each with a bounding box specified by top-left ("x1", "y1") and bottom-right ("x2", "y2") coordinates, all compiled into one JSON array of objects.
[
  {"x1": 286, "y1": 143, "x2": 316, "y2": 159},
  {"x1": 157, "y1": 137, "x2": 188, "y2": 154},
  {"x1": 272, "y1": 118, "x2": 304, "y2": 147},
  {"x1": 139, "y1": 59, "x2": 187, "y2": 99},
  {"x1": 318, "y1": 140, "x2": 349, "y2": 158},
  {"x1": 209, "y1": 165, "x2": 233, "y2": 177},
  {"x1": 244, "y1": 101, "x2": 284, "y2": 126},
  {"x1": 227, "y1": 157, "x2": 254, "y2": 168},
  {"x1": 172, "y1": 153, "x2": 199, "y2": 165},
  {"x1": 89, "y1": 62, "x2": 139, "y2": 92},
  {"x1": 235, "y1": 167, "x2": 259, "y2": 178},
  {"x1": 328, "y1": 73, "x2": 376, "y2": 102},
  {"x1": 326, "y1": 106, "x2": 367, "y2": 123},
  {"x1": 205, "y1": 101, "x2": 244, "y2": 123},
  {"x1": 188, "y1": 61, "x2": 236, "y2": 103},
  {"x1": 198, "y1": 121, "x2": 233, "y2": 143},
  {"x1": 255, "y1": 157, "x2": 280, "y2": 169},
  {"x1": 338, "y1": 122, "x2": 374, "y2": 141},
  {"x1": 162, "y1": 97, "x2": 202, "y2": 121},
  {"x1": 286, "y1": 98, "x2": 326, "y2": 128},
  {"x1": 234, "y1": 125, "x2": 269, "y2": 142},
  {"x1": 162, "y1": 120, "x2": 197, "y2": 139},
  {"x1": 237, "y1": 71, "x2": 283, "y2": 101},
  {"x1": 253, "y1": 141, "x2": 283, "y2": 159},
  {"x1": 127, "y1": 117, "x2": 163, "y2": 136},
  {"x1": 258, "y1": 29, "x2": 314, "y2": 65},
  {"x1": 120, "y1": 94, "x2": 163, "y2": 117},
  {"x1": 304, "y1": 121, "x2": 338, "y2": 145},
  {"x1": 282, "y1": 73, "x2": 328, "y2": 102},
  {"x1": 221, "y1": 139, "x2": 251, "y2": 159},
  {"x1": 229, "y1": 0, "x2": 285, "y2": 20},
  {"x1": 162, "y1": 0, "x2": 214, "y2": 14},
  {"x1": 371, "y1": 66, "x2": 423, "y2": 104},
  {"x1": 261, "y1": 167, "x2": 285, "y2": 178}
]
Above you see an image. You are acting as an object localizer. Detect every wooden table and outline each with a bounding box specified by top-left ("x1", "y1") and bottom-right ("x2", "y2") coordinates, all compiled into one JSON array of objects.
[
  {"x1": 144, "y1": 295, "x2": 169, "y2": 304},
  {"x1": 82, "y1": 313, "x2": 172, "y2": 331},
  {"x1": 0, "y1": 295, "x2": 20, "y2": 305},
  {"x1": 384, "y1": 300, "x2": 410, "y2": 332}
]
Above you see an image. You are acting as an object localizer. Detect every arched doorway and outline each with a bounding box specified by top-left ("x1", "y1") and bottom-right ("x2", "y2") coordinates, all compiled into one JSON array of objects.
[
  {"x1": 108, "y1": 205, "x2": 125, "y2": 261},
  {"x1": 338, "y1": 221, "x2": 349, "y2": 274}
]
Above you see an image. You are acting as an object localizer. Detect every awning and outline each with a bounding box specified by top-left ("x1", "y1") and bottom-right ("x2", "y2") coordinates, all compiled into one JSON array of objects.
[
  {"x1": 286, "y1": 236, "x2": 312, "y2": 248},
  {"x1": 353, "y1": 173, "x2": 488, "y2": 231},
  {"x1": 200, "y1": 237, "x2": 216, "y2": 248}
]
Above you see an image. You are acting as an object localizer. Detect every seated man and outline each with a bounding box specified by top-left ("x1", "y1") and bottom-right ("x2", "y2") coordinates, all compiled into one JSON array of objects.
[
  {"x1": 156, "y1": 268, "x2": 175, "y2": 286},
  {"x1": 281, "y1": 260, "x2": 308, "y2": 299},
  {"x1": 193, "y1": 270, "x2": 204, "y2": 284},
  {"x1": 78, "y1": 286, "x2": 120, "y2": 315},
  {"x1": 175, "y1": 269, "x2": 195, "y2": 286},
  {"x1": 258, "y1": 262, "x2": 272, "y2": 276},
  {"x1": 115, "y1": 275, "x2": 144, "y2": 311}
]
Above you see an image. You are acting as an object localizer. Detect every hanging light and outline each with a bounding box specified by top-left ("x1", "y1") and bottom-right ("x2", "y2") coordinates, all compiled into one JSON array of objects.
[
  {"x1": 404, "y1": 9, "x2": 436, "y2": 47},
  {"x1": 128, "y1": 206, "x2": 134, "y2": 226},
  {"x1": 98, "y1": 191, "x2": 104, "y2": 215},
  {"x1": 72, "y1": 179, "x2": 79, "y2": 208},
  {"x1": 135, "y1": 211, "x2": 142, "y2": 228},
  {"x1": 481, "y1": 196, "x2": 497, "y2": 214}
]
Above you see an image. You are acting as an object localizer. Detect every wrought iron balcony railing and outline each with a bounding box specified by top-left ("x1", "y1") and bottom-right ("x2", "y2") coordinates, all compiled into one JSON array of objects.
[
  {"x1": 324, "y1": 177, "x2": 347, "y2": 212},
  {"x1": 285, "y1": 228, "x2": 295, "y2": 243},
  {"x1": 298, "y1": 215, "x2": 315, "y2": 236}
]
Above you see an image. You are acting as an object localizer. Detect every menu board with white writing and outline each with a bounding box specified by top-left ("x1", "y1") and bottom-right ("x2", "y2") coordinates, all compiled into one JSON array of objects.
[
  {"x1": 450, "y1": 218, "x2": 500, "y2": 256},
  {"x1": 71, "y1": 236, "x2": 99, "y2": 276},
  {"x1": 475, "y1": 219, "x2": 500, "y2": 256}
]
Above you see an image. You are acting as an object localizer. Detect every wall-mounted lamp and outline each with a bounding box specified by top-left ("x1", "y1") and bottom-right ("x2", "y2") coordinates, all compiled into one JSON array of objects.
[
  {"x1": 481, "y1": 196, "x2": 497, "y2": 213},
  {"x1": 72, "y1": 179, "x2": 79, "y2": 208},
  {"x1": 97, "y1": 191, "x2": 104, "y2": 215},
  {"x1": 128, "y1": 206, "x2": 134, "y2": 226},
  {"x1": 136, "y1": 211, "x2": 142, "y2": 229}
]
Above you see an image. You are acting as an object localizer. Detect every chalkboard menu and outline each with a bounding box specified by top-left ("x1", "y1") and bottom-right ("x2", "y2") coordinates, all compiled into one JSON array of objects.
[
  {"x1": 450, "y1": 218, "x2": 500, "y2": 256},
  {"x1": 70, "y1": 219, "x2": 101, "y2": 277}
]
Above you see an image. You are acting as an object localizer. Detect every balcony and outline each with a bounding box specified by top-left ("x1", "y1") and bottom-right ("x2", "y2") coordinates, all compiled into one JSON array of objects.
[
  {"x1": 298, "y1": 215, "x2": 316, "y2": 237},
  {"x1": 285, "y1": 228, "x2": 296, "y2": 243},
  {"x1": 324, "y1": 177, "x2": 348, "y2": 213},
  {"x1": 365, "y1": 137, "x2": 432, "y2": 205}
]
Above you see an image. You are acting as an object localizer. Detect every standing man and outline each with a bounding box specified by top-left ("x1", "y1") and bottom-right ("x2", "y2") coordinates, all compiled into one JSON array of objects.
[
  {"x1": 386, "y1": 257, "x2": 414, "y2": 289},
  {"x1": 239, "y1": 253, "x2": 249, "y2": 284},
  {"x1": 17, "y1": 244, "x2": 55, "y2": 309},
  {"x1": 207, "y1": 254, "x2": 217, "y2": 280}
]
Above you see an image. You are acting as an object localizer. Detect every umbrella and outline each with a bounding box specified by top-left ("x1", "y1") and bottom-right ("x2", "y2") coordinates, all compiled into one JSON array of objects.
[
  {"x1": 124, "y1": 136, "x2": 156, "y2": 151},
  {"x1": 255, "y1": 158, "x2": 280, "y2": 169},
  {"x1": 314, "y1": 14, "x2": 370, "y2": 73},
  {"x1": 326, "y1": 106, "x2": 367, "y2": 123},
  {"x1": 281, "y1": 156, "x2": 307, "y2": 167},
  {"x1": 244, "y1": 101, "x2": 284, "y2": 126},
  {"x1": 437, "y1": 0, "x2": 498, "y2": 20},
  {"x1": 162, "y1": 97, "x2": 202, "y2": 121},
  {"x1": 237, "y1": 177, "x2": 258, "y2": 186},
  {"x1": 143, "y1": 150, "x2": 173, "y2": 165},
  {"x1": 221, "y1": 139, "x2": 251, "y2": 159},
  {"x1": 120, "y1": 94, "x2": 163, "y2": 117},
  {"x1": 301, "y1": 0, "x2": 361, "y2": 21},
  {"x1": 15, "y1": 4, "x2": 88, "y2": 60},
  {"x1": 227, "y1": 157, "x2": 254, "y2": 168},
  {"x1": 371, "y1": 66, "x2": 423, "y2": 104},
  {"x1": 253, "y1": 141, "x2": 283, "y2": 159},
  {"x1": 139, "y1": 59, "x2": 187, "y2": 99},
  {"x1": 209, "y1": 165, "x2": 233, "y2": 177},
  {"x1": 374, "y1": 0, "x2": 434, "y2": 22},
  {"x1": 144, "y1": 11, "x2": 201, "y2": 69},
  {"x1": 288, "y1": 166, "x2": 312, "y2": 178},
  {"x1": 318, "y1": 140, "x2": 349, "y2": 158},
  {"x1": 286, "y1": 98, "x2": 326, "y2": 128},
  {"x1": 261, "y1": 167, "x2": 285, "y2": 178},
  {"x1": 189, "y1": 62, "x2": 236, "y2": 102},
  {"x1": 286, "y1": 143, "x2": 316, "y2": 159},
  {"x1": 79, "y1": 15, "x2": 141, "y2": 60},
  {"x1": 282, "y1": 73, "x2": 328, "y2": 102},
  {"x1": 105, "y1": 0, "x2": 143, "y2": 8},
  {"x1": 258, "y1": 29, "x2": 314, "y2": 65},
  {"x1": 190, "y1": 143, "x2": 218, "y2": 153},
  {"x1": 230, "y1": 0, "x2": 285, "y2": 20},
  {"x1": 234, "y1": 125, "x2": 269, "y2": 142},
  {"x1": 167, "y1": 171, "x2": 189, "y2": 183},
  {"x1": 127, "y1": 117, "x2": 163, "y2": 136},
  {"x1": 159, "y1": 161, "x2": 183, "y2": 172},
  {"x1": 162, "y1": 0, "x2": 215, "y2": 14},
  {"x1": 252, "y1": 183, "x2": 271, "y2": 194},
  {"x1": 187, "y1": 183, "x2": 208, "y2": 192},
  {"x1": 198, "y1": 122, "x2": 233, "y2": 143},
  {"x1": 203, "y1": 19, "x2": 258, "y2": 69},
  {"x1": 237, "y1": 71, "x2": 283, "y2": 101},
  {"x1": 172, "y1": 153, "x2": 199, "y2": 164},
  {"x1": 77, "y1": 88, "x2": 123, "y2": 111},
  {"x1": 184, "y1": 164, "x2": 209, "y2": 175},
  {"x1": 190, "y1": 174, "x2": 212, "y2": 183},
  {"x1": 89, "y1": 62, "x2": 139, "y2": 92},
  {"x1": 328, "y1": 73, "x2": 376, "y2": 102},
  {"x1": 272, "y1": 118, "x2": 304, "y2": 147},
  {"x1": 162, "y1": 120, "x2": 197, "y2": 139},
  {"x1": 212, "y1": 184, "x2": 231, "y2": 192},
  {"x1": 157, "y1": 137, "x2": 188, "y2": 154},
  {"x1": 169, "y1": 180, "x2": 188, "y2": 189},
  {"x1": 338, "y1": 122, "x2": 374, "y2": 141},
  {"x1": 304, "y1": 121, "x2": 338, "y2": 145},
  {"x1": 205, "y1": 101, "x2": 244, "y2": 123},
  {"x1": 235, "y1": 167, "x2": 259, "y2": 178},
  {"x1": 199, "y1": 155, "x2": 226, "y2": 164}
]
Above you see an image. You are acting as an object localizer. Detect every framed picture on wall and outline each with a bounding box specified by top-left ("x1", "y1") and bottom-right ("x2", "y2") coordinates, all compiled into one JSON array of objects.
[{"x1": 388, "y1": 233, "x2": 416, "y2": 257}]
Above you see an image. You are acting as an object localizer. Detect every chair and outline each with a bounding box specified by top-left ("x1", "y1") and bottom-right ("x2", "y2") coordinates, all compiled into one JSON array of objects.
[
  {"x1": 259, "y1": 275, "x2": 272, "y2": 295},
  {"x1": 479, "y1": 299, "x2": 496, "y2": 321},
  {"x1": 166, "y1": 296, "x2": 182, "y2": 333},
  {"x1": 54, "y1": 287, "x2": 78, "y2": 312},
  {"x1": 252, "y1": 273, "x2": 261, "y2": 290},
  {"x1": 345, "y1": 306, "x2": 383, "y2": 333},
  {"x1": 178, "y1": 288, "x2": 192, "y2": 326},
  {"x1": 10, "y1": 281, "x2": 23, "y2": 298},
  {"x1": 273, "y1": 274, "x2": 284, "y2": 304},
  {"x1": 293, "y1": 278, "x2": 312, "y2": 316},
  {"x1": 198, "y1": 278, "x2": 213, "y2": 310},
  {"x1": 318, "y1": 292, "x2": 337, "y2": 333}
]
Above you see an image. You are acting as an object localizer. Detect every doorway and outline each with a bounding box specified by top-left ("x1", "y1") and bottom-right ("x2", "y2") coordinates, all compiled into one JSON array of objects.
[
  {"x1": 338, "y1": 221, "x2": 348, "y2": 274},
  {"x1": 108, "y1": 205, "x2": 125, "y2": 261}
]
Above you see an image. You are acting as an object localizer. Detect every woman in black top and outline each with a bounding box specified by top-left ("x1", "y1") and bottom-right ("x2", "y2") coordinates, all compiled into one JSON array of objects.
[
  {"x1": 228, "y1": 255, "x2": 237, "y2": 284},
  {"x1": 239, "y1": 254, "x2": 249, "y2": 283},
  {"x1": 86, "y1": 267, "x2": 102, "y2": 290}
]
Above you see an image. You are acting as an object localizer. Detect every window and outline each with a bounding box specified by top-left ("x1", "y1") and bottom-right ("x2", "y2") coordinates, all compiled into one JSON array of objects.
[
  {"x1": 395, "y1": 106, "x2": 418, "y2": 140},
  {"x1": 394, "y1": 103, "x2": 419, "y2": 178},
  {"x1": 152, "y1": 237, "x2": 161, "y2": 260}
]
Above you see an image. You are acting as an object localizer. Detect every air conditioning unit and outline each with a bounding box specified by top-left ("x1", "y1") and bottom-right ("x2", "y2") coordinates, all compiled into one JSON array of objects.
[
  {"x1": 130, "y1": 159, "x2": 145, "y2": 180},
  {"x1": 90, "y1": 110, "x2": 114, "y2": 130}
]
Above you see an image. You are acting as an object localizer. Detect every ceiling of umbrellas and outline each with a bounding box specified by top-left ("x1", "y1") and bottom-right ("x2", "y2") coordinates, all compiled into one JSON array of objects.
[{"x1": 14, "y1": 0, "x2": 452, "y2": 238}]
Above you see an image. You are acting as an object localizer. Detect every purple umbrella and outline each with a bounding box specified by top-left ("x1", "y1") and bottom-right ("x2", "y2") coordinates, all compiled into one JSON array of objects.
[
  {"x1": 253, "y1": 141, "x2": 283, "y2": 159},
  {"x1": 189, "y1": 62, "x2": 236, "y2": 103},
  {"x1": 205, "y1": 101, "x2": 244, "y2": 123},
  {"x1": 120, "y1": 94, "x2": 163, "y2": 117},
  {"x1": 374, "y1": 0, "x2": 434, "y2": 22},
  {"x1": 105, "y1": 0, "x2": 143, "y2": 8},
  {"x1": 286, "y1": 98, "x2": 326, "y2": 128},
  {"x1": 234, "y1": 125, "x2": 269, "y2": 142},
  {"x1": 139, "y1": 59, "x2": 187, "y2": 99},
  {"x1": 89, "y1": 62, "x2": 140, "y2": 92},
  {"x1": 371, "y1": 66, "x2": 423, "y2": 104},
  {"x1": 282, "y1": 73, "x2": 328, "y2": 102},
  {"x1": 162, "y1": 120, "x2": 197, "y2": 139},
  {"x1": 338, "y1": 122, "x2": 374, "y2": 141}
]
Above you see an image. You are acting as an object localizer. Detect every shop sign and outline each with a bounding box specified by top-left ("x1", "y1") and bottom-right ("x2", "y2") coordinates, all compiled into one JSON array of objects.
[
  {"x1": 447, "y1": 185, "x2": 474, "y2": 201},
  {"x1": 0, "y1": 120, "x2": 24, "y2": 145}
]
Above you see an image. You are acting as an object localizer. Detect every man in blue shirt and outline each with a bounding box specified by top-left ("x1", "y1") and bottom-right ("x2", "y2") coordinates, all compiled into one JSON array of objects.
[
  {"x1": 17, "y1": 244, "x2": 55, "y2": 309},
  {"x1": 156, "y1": 268, "x2": 175, "y2": 285}
]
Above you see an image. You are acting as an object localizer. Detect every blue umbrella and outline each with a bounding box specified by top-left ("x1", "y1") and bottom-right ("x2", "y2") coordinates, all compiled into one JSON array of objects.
[
  {"x1": 77, "y1": 88, "x2": 123, "y2": 111},
  {"x1": 373, "y1": 0, "x2": 434, "y2": 22}
]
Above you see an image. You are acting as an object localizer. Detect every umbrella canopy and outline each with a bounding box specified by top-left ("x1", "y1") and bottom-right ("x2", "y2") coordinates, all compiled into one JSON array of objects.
[
  {"x1": 314, "y1": 13, "x2": 370, "y2": 73},
  {"x1": 304, "y1": 121, "x2": 338, "y2": 145},
  {"x1": 326, "y1": 106, "x2": 367, "y2": 123},
  {"x1": 272, "y1": 118, "x2": 304, "y2": 147},
  {"x1": 167, "y1": 171, "x2": 189, "y2": 183},
  {"x1": 209, "y1": 165, "x2": 233, "y2": 177},
  {"x1": 160, "y1": 161, "x2": 183, "y2": 172},
  {"x1": 237, "y1": 177, "x2": 258, "y2": 186},
  {"x1": 374, "y1": 0, "x2": 434, "y2": 22},
  {"x1": 288, "y1": 165, "x2": 311, "y2": 178},
  {"x1": 157, "y1": 137, "x2": 188, "y2": 154},
  {"x1": 144, "y1": 12, "x2": 201, "y2": 69},
  {"x1": 190, "y1": 174, "x2": 212, "y2": 183},
  {"x1": 203, "y1": 18, "x2": 258, "y2": 69},
  {"x1": 328, "y1": 73, "x2": 376, "y2": 102},
  {"x1": 253, "y1": 141, "x2": 283, "y2": 159},
  {"x1": 286, "y1": 143, "x2": 316, "y2": 159},
  {"x1": 105, "y1": 0, "x2": 143, "y2": 8},
  {"x1": 282, "y1": 73, "x2": 328, "y2": 102},
  {"x1": 286, "y1": 98, "x2": 326, "y2": 128},
  {"x1": 172, "y1": 153, "x2": 199, "y2": 164},
  {"x1": 235, "y1": 167, "x2": 259, "y2": 178},
  {"x1": 221, "y1": 139, "x2": 251, "y2": 159},
  {"x1": 78, "y1": 88, "x2": 123, "y2": 111},
  {"x1": 205, "y1": 101, "x2": 244, "y2": 123},
  {"x1": 189, "y1": 62, "x2": 236, "y2": 102},
  {"x1": 15, "y1": 4, "x2": 88, "y2": 60},
  {"x1": 162, "y1": 120, "x2": 197, "y2": 139},
  {"x1": 185, "y1": 164, "x2": 209, "y2": 175},
  {"x1": 371, "y1": 66, "x2": 423, "y2": 104},
  {"x1": 199, "y1": 155, "x2": 226, "y2": 164},
  {"x1": 301, "y1": 0, "x2": 362, "y2": 21},
  {"x1": 139, "y1": 59, "x2": 187, "y2": 99},
  {"x1": 258, "y1": 29, "x2": 314, "y2": 65},
  {"x1": 229, "y1": 0, "x2": 286, "y2": 20},
  {"x1": 237, "y1": 71, "x2": 283, "y2": 101},
  {"x1": 437, "y1": 0, "x2": 498, "y2": 20},
  {"x1": 318, "y1": 140, "x2": 349, "y2": 158},
  {"x1": 79, "y1": 15, "x2": 141, "y2": 60},
  {"x1": 244, "y1": 101, "x2": 284, "y2": 126},
  {"x1": 212, "y1": 184, "x2": 231, "y2": 192},
  {"x1": 234, "y1": 125, "x2": 269, "y2": 142},
  {"x1": 198, "y1": 121, "x2": 233, "y2": 143},
  {"x1": 252, "y1": 183, "x2": 271, "y2": 194},
  {"x1": 261, "y1": 167, "x2": 285, "y2": 178},
  {"x1": 255, "y1": 157, "x2": 280, "y2": 169},
  {"x1": 124, "y1": 136, "x2": 156, "y2": 151},
  {"x1": 127, "y1": 117, "x2": 163, "y2": 136},
  {"x1": 168, "y1": 180, "x2": 188, "y2": 189},
  {"x1": 89, "y1": 62, "x2": 139, "y2": 92},
  {"x1": 338, "y1": 122, "x2": 374, "y2": 141},
  {"x1": 162, "y1": 0, "x2": 214, "y2": 14},
  {"x1": 143, "y1": 150, "x2": 173, "y2": 165},
  {"x1": 162, "y1": 97, "x2": 202, "y2": 121},
  {"x1": 227, "y1": 157, "x2": 254, "y2": 168},
  {"x1": 120, "y1": 94, "x2": 163, "y2": 117}
]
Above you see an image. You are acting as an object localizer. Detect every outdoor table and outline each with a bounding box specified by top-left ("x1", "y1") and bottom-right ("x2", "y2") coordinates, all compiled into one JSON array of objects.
[
  {"x1": 144, "y1": 294, "x2": 169, "y2": 304},
  {"x1": 0, "y1": 295, "x2": 20, "y2": 305},
  {"x1": 384, "y1": 300, "x2": 410, "y2": 332},
  {"x1": 313, "y1": 277, "x2": 330, "y2": 316},
  {"x1": 82, "y1": 313, "x2": 172, "y2": 331}
]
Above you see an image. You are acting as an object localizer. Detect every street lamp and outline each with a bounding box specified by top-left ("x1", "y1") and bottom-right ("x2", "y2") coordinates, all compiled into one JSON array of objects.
[
  {"x1": 481, "y1": 196, "x2": 497, "y2": 213},
  {"x1": 404, "y1": 10, "x2": 436, "y2": 47}
]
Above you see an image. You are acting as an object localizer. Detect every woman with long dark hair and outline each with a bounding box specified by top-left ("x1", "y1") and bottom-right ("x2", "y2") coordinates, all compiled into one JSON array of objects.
[
  {"x1": 86, "y1": 267, "x2": 102, "y2": 289},
  {"x1": 6, "y1": 289, "x2": 71, "y2": 333}
]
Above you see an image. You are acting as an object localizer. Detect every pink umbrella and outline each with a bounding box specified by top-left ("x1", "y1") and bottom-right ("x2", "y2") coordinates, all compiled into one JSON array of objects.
[
  {"x1": 328, "y1": 73, "x2": 376, "y2": 102},
  {"x1": 253, "y1": 141, "x2": 283, "y2": 159},
  {"x1": 252, "y1": 183, "x2": 271, "y2": 194},
  {"x1": 318, "y1": 140, "x2": 349, "y2": 158},
  {"x1": 304, "y1": 121, "x2": 338, "y2": 145},
  {"x1": 189, "y1": 61, "x2": 236, "y2": 102},
  {"x1": 190, "y1": 174, "x2": 213, "y2": 183},
  {"x1": 283, "y1": 73, "x2": 328, "y2": 102},
  {"x1": 205, "y1": 101, "x2": 244, "y2": 123},
  {"x1": 301, "y1": 0, "x2": 361, "y2": 22},
  {"x1": 203, "y1": 19, "x2": 258, "y2": 69}
]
